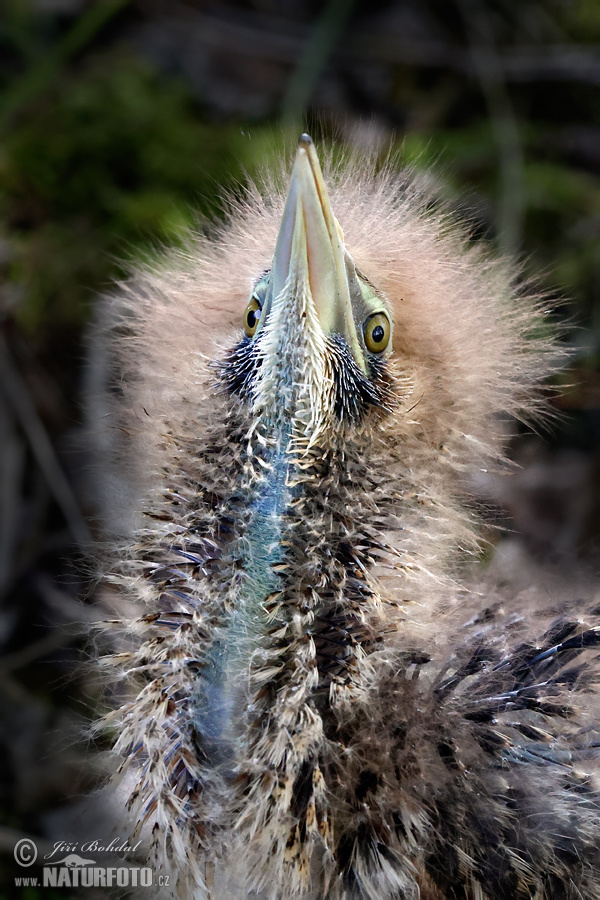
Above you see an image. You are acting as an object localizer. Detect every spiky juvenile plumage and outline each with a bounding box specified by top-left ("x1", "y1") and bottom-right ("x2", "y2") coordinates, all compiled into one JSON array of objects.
[{"x1": 96, "y1": 136, "x2": 600, "y2": 900}]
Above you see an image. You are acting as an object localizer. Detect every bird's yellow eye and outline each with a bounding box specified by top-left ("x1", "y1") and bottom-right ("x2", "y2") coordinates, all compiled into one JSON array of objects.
[
  {"x1": 363, "y1": 312, "x2": 391, "y2": 353},
  {"x1": 244, "y1": 297, "x2": 262, "y2": 337}
]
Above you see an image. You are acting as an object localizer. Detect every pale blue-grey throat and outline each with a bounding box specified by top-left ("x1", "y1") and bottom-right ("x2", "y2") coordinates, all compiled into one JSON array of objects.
[{"x1": 201, "y1": 134, "x2": 393, "y2": 757}]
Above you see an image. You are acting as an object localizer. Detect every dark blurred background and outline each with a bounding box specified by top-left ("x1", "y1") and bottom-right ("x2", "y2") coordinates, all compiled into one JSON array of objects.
[{"x1": 0, "y1": 0, "x2": 599, "y2": 894}]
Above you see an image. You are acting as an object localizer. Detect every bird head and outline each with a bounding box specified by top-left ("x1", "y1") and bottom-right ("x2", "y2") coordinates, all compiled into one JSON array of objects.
[
  {"x1": 108, "y1": 132, "x2": 554, "y2": 546},
  {"x1": 221, "y1": 134, "x2": 394, "y2": 449}
]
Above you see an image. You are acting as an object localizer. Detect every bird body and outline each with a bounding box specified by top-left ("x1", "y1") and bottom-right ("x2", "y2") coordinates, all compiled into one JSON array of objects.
[{"x1": 98, "y1": 136, "x2": 600, "y2": 899}]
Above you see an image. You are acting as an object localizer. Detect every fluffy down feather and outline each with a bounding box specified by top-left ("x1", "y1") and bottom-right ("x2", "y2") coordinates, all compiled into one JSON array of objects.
[{"x1": 91, "y1": 142, "x2": 600, "y2": 900}]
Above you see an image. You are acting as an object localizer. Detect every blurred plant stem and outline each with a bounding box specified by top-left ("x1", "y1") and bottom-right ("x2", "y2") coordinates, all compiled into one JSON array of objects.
[
  {"x1": 0, "y1": 334, "x2": 91, "y2": 551},
  {"x1": 0, "y1": 0, "x2": 129, "y2": 134},
  {"x1": 282, "y1": 0, "x2": 358, "y2": 126},
  {"x1": 458, "y1": 0, "x2": 524, "y2": 259}
]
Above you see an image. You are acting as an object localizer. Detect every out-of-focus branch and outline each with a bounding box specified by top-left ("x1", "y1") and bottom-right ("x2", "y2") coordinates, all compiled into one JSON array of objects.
[
  {"x1": 0, "y1": 334, "x2": 92, "y2": 551},
  {"x1": 0, "y1": 0, "x2": 130, "y2": 133},
  {"x1": 0, "y1": 398, "x2": 24, "y2": 594},
  {"x1": 282, "y1": 0, "x2": 359, "y2": 123},
  {"x1": 140, "y1": 8, "x2": 600, "y2": 86},
  {"x1": 458, "y1": 0, "x2": 525, "y2": 259}
]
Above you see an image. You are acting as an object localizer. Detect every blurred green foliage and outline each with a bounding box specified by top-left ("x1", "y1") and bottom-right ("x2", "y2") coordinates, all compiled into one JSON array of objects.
[
  {"x1": 0, "y1": 51, "x2": 273, "y2": 343},
  {"x1": 0, "y1": 0, "x2": 598, "y2": 368},
  {"x1": 571, "y1": 0, "x2": 600, "y2": 39}
]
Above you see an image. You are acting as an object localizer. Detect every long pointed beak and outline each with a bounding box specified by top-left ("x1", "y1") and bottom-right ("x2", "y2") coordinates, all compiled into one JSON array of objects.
[{"x1": 270, "y1": 134, "x2": 365, "y2": 371}]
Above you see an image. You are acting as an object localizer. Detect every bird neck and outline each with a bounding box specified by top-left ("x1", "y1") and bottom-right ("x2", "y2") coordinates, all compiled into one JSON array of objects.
[
  {"x1": 171, "y1": 389, "x2": 467, "y2": 769},
  {"x1": 193, "y1": 419, "x2": 295, "y2": 757}
]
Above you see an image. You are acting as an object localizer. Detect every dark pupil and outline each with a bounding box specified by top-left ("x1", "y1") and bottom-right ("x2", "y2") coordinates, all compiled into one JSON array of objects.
[
  {"x1": 371, "y1": 324, "x2": 385, "y2": 344},
  {"x1": 247, "y1": 308, "x2": 259, "y2": 330}
]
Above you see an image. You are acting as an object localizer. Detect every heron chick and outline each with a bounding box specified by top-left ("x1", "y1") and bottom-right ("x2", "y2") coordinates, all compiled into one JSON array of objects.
[{"x1": 98, "y1": 135, "x2": 600, "y2": 900}]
